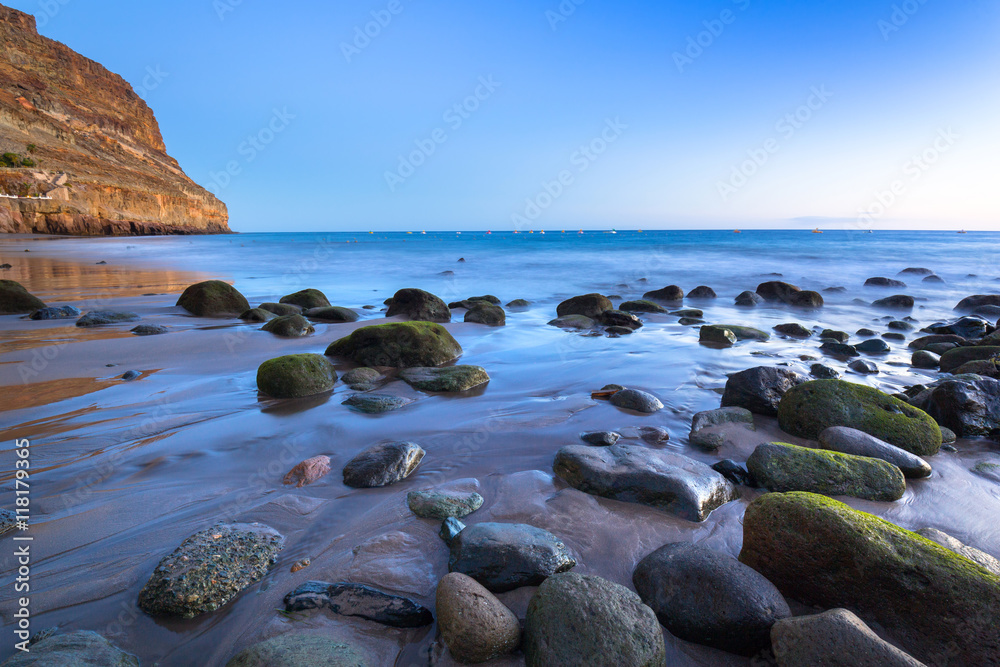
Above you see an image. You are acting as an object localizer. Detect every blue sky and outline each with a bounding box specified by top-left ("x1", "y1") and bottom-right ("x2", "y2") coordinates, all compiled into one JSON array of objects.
[{"x1": 9, "y1": 0, "x2": 1000, "y2": 231}]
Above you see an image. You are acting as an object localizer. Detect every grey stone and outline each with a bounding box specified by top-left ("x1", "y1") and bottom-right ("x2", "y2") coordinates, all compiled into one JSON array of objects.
[
  {"x1": 436, "y1": 573, "x2": 521, "y2": 664},
  {"x1": 76, "y1": 311, "x2": 140, "y2": 327},
  {"x1": 226, "y1": 633, "x2": 369, "y2": 667},
  {"x1": 915, "y1": 528, "x2": 1000, "y2": 577},
  {"x1": 0, "y1": 631, "x2": 138, "y2": 667},
  {"x1": 548, "y1": 314, "x2": 596, "y2": 330},
  {"x1": 722, "y1": 366, "x2": 806, "y2": 417},
  {"x1": 131, "y1": 324, "x2": 168, "y2": 336},
  {"x1": 581, "y1": 431, "x2": 621, "y2": 446},
  {"x1": 819, "y1": 426, "x2": 932, "y2": 478},
  {"x1": 283, "y1": 581, "x2": 432, "y2": 628},
  {"x1": 407, "y1": 490, "x2": 483, "y2": 519},
  {"x1": 448, "y1": 522, "x2": 576, "y2": 593},
  {"x1": 848, "y1": 359, "x2": 879, "y2": 374},
  {"x1": 692, "y1": 406, "x2": 754, "y2": 432},
  {"x1": 342, "y1": 393, "x2": 409, "y2": 414},
  {"x1": 343, "y1": 442, "x2": 424, "y2": 488},
  {"x1": 771, "y1": 609, "x2": 926, "y2": 667},
  {"x1": 609, "y1": 388, "x2": 663, "y2": 413},
  {"x1": 30, "y1": 305, "x2": 81, "y2": 320}
]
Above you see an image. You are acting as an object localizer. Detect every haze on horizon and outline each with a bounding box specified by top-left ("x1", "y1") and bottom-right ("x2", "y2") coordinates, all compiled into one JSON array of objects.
[{"x1": 8, "y1": 0, "x2": 1000, "y2": 232}]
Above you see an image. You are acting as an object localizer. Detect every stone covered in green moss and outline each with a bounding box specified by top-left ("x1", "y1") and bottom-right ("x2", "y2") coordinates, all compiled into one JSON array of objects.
[
  {"x1": 465, "y1": 302, "x2": 506, "y2": 326},
  {"x1": 304, "y1": 306, "x2": 359, "y2": 322},
  {"x1": 739, "y1": 492, "x2": 1000, "y2": 666},
  {"x1": 259, "y1": 302, "x2": 301, "y2": 317},
  {"x1": 619, "y1": 299, "x2": 668, "y2": 314},
  {"x1": 700, "y1": 325, "x2": 737, "y2": 347},
  {"x1": 239, "y1": 308, "x2": 276, "y2": 323},
  {"x1": 326, "y1": 322, "x2": 462, "y2": 368},
  {"x1": 0, "y1": 279, "x2": 46, "y2": 314},
  {"x1": 717, "y1": 325, "x2": 771, "y2": 341},
  {"x1": 257, "y1": 354, "x2": 336, "y2": 398},
  {"x1": 777, "y1": 380, "x2": 941, "y2": 456},
  {"x1": 940, "y1": 346, "x2": 1000, "y2": 373},
  {"x1": 400, "y1": 365, "x2": 490, "y2": 392},
  {"x1": 746, "y1": 442, "x2": 905, "y2": 501},
  {"x1": 279, "y1": 288, "x2": 331, "y2": 309},
  {"x1": 261, "y1": 314, "x2": 315, "y2": 338},
  {"x1": 177, "y1": 280, "x2": 250, "y2": 317}
]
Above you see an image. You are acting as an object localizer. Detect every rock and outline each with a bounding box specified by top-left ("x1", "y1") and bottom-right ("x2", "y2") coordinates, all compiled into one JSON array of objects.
[
  {"x1": 888, "y1": 320, "x2": 916, "y2": 331},
  {"x1": 941, "y1": 426, "x2": 957, "y2": 443},
  {"x1": 30, "y1": 305, "x2": 80, "y2": 320},
  {"x1": 712, "y1": 459, "x2": 755, "y2": 486},
  {"x1": 777, "y1": 380, "x2": 942, "y2": 455},
  {"x1": 304, "y1": 306, "x2": 359, "y2": 322},
  {"x1": 700, "y1": 325, "x2": 737, "y2": 347},
  {"x1": 639, "y1": 426, "x2": 671, "y2": 444},
  {"x1": 121, "y1": 370, "x2": 141, "y2": 381},
  {"x1": 909, "y1": 375, "x2": 1000, "y2": 438},
  {"x1": 225, "y1": 633, "x2": 369, "y2": 667},
  {"x1": 900, "y1": 267, "x2": 934, "y2": 275},
  {"x1": 883, "y1": 332, "x2": 906, "y2": 342},
  {"x1": 873, "y1": 294, "x2": 915, "y2": 310},
  {"x1": 138, "y1": 523, "x2": 283, "y2": 618},
  {"x1": 820, "y1": 342, "x2": 859, "y2": 358},
  {"x1": 283, "y1": 581, "x2": 432, "y2": 628},
  {"x1": 770, "y1": 609, "x2": 926, "y2": 667},
  {"x1": 408, "y1": 490, "x2": 484, "y2": 519},
  {"x1": 556, "y1": 293, "x2": 613, "y2": 319},
  {"x1": 690, "y1": 431, "x2": 725, "y2": 450},
  {"x1": 916, "y1": 528, "x2": 1000, "y2": 577},
  {"x1": 177, "y1": 280, "x2": 250, "y2": 317},
  {"x1": 912, "y1": 350, "x2": 941, "y2": 368},
  {"x1": 722, "y1": 366, "x2": 806, "y2": 417},
  {"x1": 739, "y1": 492, "x2": 1000, "y2": 666},
  {"x1": 688, "y1": 285, "x2": 717, "y2": 299},
  {"x1": 955, "y1": 294, "x2": 1000, "y2": 312},
  {"x1": 823, "y1": 285, "x2": 846, "y2": 293},
  {"x1": 856, "y1": 327, "x2": 878, "y2": 336},
  {"x1": 671, "y1": 308, "x2": 704, "y2": 318},
  {"x1": 386, "y1": 288, "x2": 451, "y2": 322},
  {"x1": 548, "y1": 314, "x2": 596, "y2": 329},
  {"x1": 821, "y1": 329, "x2": 850, "y2": 343},
  {"x1": 909, "y1": 333, "x2": 967, "y2": 350},
  {"x1": 973, "y1": 462, "x2": 1000, "y2": 482},
  {"x1": 259, "y1": 302, "x2": 302, "y2": 317},
  {"x1": 239, "y1": 308, "x2": 275, "y2": 323},
  {"x1": 789, "y1": 290, "x2": 824, "y2": 308},
  {"x1": 436, "y1": 573, "x2": 521, "y2": 664},
  {"x1": 465, "y1": 302, "x2": 505, "y2": 326},
  {"x1": 0, "y1": 631, "x2": 138, "y2": 667},
  {"x1": 261, "y1": 314, "x2": 315, "y2": 338},
  {"x1": 819, "y1": 426, "x2": 931, "y2": 478},
  {"x1": 341, "y1": 367, "x2": 380, "y2": 385},
  {"x1": 399, "y1": 366, "x2": 490, "y2": 392},
  {"x1": 619, "y1": 299, "x2": 667, "y2": 313},
  {"x1": 0, "y1": 263, "x2": 10, "y2": 269},
  {"x1": 747, "y1": 442, "x2": 905, "y2": 501},
  {"x1": 342, "y1": 393, "x2": 409, "y2": 414},
  {"x1": 735, "y1": 290, "x2": 764, "y2": 306},
  {"x1": 76, "y1": 311, "x2": 140, "y2": 327},
  {"x1": 633, "y1": 542, "x2": 790, "y2": 656},
  {"x1": 581, "y1": 431, "x2": 621, "y2": 446},
  {"x1": 865, "y1": 277, "x2": 907, "y2": 288},
  {"x1": 342, "y1": 442, "x2": 424, "y2": 488},
  {"x1": 923, "y1": 274, "x2": 945, "y2": 284},
  {"x1": 283, "y1": 456, "x2": 332, "y2": 487},
  {"x1": 810, "y1": 363, "x2": 840, "y2": 379},
  {"x1": 257, "y1": 354, "x2": 336, "y2": 399},
  {"x1": 553, "y1": 444, "x2": 738, "y2": 522},
  {"x1": 774, "y1": 323, "x2": 812, "y2": 337},
  {"x1": 643, "y1": 285, "x2": 685, "y2": 302},
  {"x1": 326, "y1": 322, "x2": 462, "y2": 368},
  {"x1": 440, "y1": 517, "x2": 466, "y2": 544},
  {"x1": 692, "y1": 406, "x2": 754, "y2": 431},
  {"x1": 0, "y1": 279, "x2": 46, "y2": 314},
  {"x1": 926, "y1": 316, "x2": 989, "y2": 339},
  {"x1": 717, "y1": 324, "x2": 770, "y2": 341},
  {"x1": 609, "y1": 388, "x2": 664, "y2": 413},
  {"x1": 448, "y1": 522, "x2": 576, "y2": 592},
  {"x1": 972, "y1": 304, "x2": 1000, "y2": 319},
  {"x1": 952, "y1": 359, "x2": 1000, "y2": 378},
  {"x1": 757, "y1": 281, "x2": 801, "y2": 302},
  {"x1": 280, "y1": 288, "x2": 331, "y2": 310},
  {"x1": 130, "y1": 324, "x2": 168, "y2": 336},
  {"x1": 524, "y1": 573, "x2": 665, "y2": 667},
  {"x1": 506, "y1": 298, "x2": 531, "y2": 309},
  {"x1": 940, "y1": 345, "x2": 1000, "y2": 373},
  {"x1": 599, "y1": 309, "x2": 643, "y2": 330},
  {"x1": 0, "y1": 508, "x2": 17, "y2": 536},
  {"x1": 848, "y1": 359, "x2": 879, "y2": 374}
]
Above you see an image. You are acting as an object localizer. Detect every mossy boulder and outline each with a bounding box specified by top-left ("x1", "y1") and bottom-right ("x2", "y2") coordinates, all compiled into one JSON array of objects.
[
  {"x1": 940, "y1": 346, "x2": 1000, "y2": 373},
  {"x1": 746, "y1": 442, "x2": 906, "y2": 501},
  {"x1": 257, "y1": 354, "x2": 336, "y2": 398},
  {"x1": 700, "y1": 325, "x2": 737, "y2": 347},
  {"x1": 619, "y1": 299, "x2": 668, "y2": 314},
  {"x1": 259, "y1": 302, "x2": 301, "y2": 317},
  {"x1": 739, "y1": 492, "x2": 1000, "y2": 666},
  {"x1": 643, "y1": 285, "x2": 685, "y2": 302},
  {"x1": 0, "y1": 279, "x2": 45, "y2": 314},
  {"x1": 325, "y1": 322, "x2": 462, "y2": 368},
  {"x1": 756, "y1": 281, "x2": 801, "y2": 303},
  {"x1": 399, "y1": 365, "x2": 490, "y2": 392},
  {"x1": 717, "y1": 324, "x2": 771, "y2": 341},
  {"x1": 226, "y1": 633, "x2": 369, "y2": 667},
  {"x1": 239, "y1": 308, "x2": 276, "y2": 323},
  {"x1": 465, "y1": 302, "x2": 505, "y2": 326},
  {"x1": 386, "y1": 288, "x2": 451, "y2": 322},
  {"x1": 777, "y1": 380, "x2": 941, "y2": 456},
  {"x1": 556, "y1": 293, "x2": 612, "y2": 318},
  {"x1": 261, "y1": 314, "x2": 315, "y2": 338},
  {"x1": 279, "y1": 288, "x2": 331, "y2": 309},
  {"x1": 177, "y1": 280, "x2": 250, "y2": 317},
  {"x1": 304, "y1": 306, "x2": 359, "y2": 322}
]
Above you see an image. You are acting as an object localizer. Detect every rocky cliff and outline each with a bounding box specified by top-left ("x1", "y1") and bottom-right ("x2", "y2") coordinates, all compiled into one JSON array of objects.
[{"x1": 0, "y1": 4, "x2": 230, "y2": 235}]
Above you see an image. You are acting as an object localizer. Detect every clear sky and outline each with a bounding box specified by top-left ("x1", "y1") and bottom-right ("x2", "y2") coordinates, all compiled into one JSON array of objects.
[{"x1": 9, "y1": 0, "x2": 1000, "y2": 231}]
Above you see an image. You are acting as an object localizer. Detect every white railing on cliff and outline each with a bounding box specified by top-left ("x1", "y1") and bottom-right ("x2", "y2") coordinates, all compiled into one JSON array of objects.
[{"x1": 0, "y1": 193, "x2": 53, "y2": 199}]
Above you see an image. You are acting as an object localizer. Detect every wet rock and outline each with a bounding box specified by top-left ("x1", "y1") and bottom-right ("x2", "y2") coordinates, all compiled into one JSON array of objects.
[
  {"x1": 777, "y1": 380, "x2": 942, "y2": 455},
  {"x1": 279, "y1": 288, "x2": 331, "y2": 310},
  {"x1": 789, "y1": 290, "x2": 824, "y2": 308},
  {"x1": 700, "y1": 325, "x2": 737, "y2": 347},
  {"x1": 633, "y1": 542, "x2": 790, "y2": 656},
  {"x1": 909, "y1": 333, "x2": 966, "y2": 350},
  {"x1": 619, "y1": 299, "x2": 667, "y2": 313},
  {"x1": 941, "y1": 426, "x2": 957, "y2": 444},
  {"x1": 30, "y1": 305, "x2": 80, "y2": 320},
  {"x1": 757, "y1": 281, "x2": 801, "y2": 303},
  {"x1": 857, "y1": 328, "x2": 878, "y2": 337},
  {"x1": 865, "y1": 277, "x2": 907, "y2": 288},
  {"x1": 900, "y1": 267, "x2": 934, "y2": 276},
  {"x1": 609, "y1": 388, "x2": 664, "y2": 413},
  {"x1": 940, "y1": 345, "x2": 1000, "y2": 373},
  {"x1": 889, "y1": 320, "x2": 916, "y2": 331},
  {"x1": 952, "y1": 359, "x2": 1000, "y2": 378},
  {"x1": 0, "y1": 279, "x2": 46, "y2": 314},
  {"x1": 261, "y1": 314, "x2": 315, "y2": 337},
  {"x1": 972, "y1": 304, "x2": 1000, "y2": 319},
  {"x1": 824, "y1": 286, "x2": 848, "y2": 293},
  {"x1": 121, "y1": 370, "x2": 141, "y2": 381},
  {"x1": 916, "y1": 528, "x2": 1000, "y2": 577},
  {"x1": 820, "y1": 342, "x2": 858, "y2": 358},
  {"x1": 810, "y1": 363, "x2": 840, "y2": 379},
  {"x1": 436, "y1": 573, "x2": 521, "y2": 664},
  {"x1": 923, "y1": 274, "x2": 945, "y2": 284},
  {"x1": 76, "y1": 311, "x2": 140, "y2": 327},
  {"x1": 0, "y1": 508, "x2": 17, "y2": 536},
  {"x1": 0, "y1": 263, "x2": 10, "y2": 269},
  {"x1": 177, "y1": 280, "x2": 250, "y2": 317},
  {"x1": 687, "y1": 285, "x2": 717, "y2": 299},
  {"x1": 722, "y1": 366, "x2": 806, "y2": 417},
  {"x1": 506, "y1": 298, "x2": 531, "y2": 309},
  {"x1": 257, "y1": 354, "x2": 336, "y2": 399},
  {"x1": 548, "y1": 314, "x2": 596, "y2": 329},
  {"x1": 692, "y1": 406, "x2": 754, "y2": 432},
  {"x1": 747, "y1": 442, "x2": 905, "y2": 501},
  {"x1": 326, "y1": 322, "x2": 462, "y2": 367},
  {"x1": 883, "y1": 332, "x2": 906, "y2": 342},
  {"x1": 440, "y1": 517, "x2": 466, "y2": 544},
  {"x1": 909, "y1": 375, "x2": 1000, "y2": 438},
  {"x1": 553, "y1": 444, "x2": 738, "y2": 521},
  {"x1": 873, "y1": 294, "x2": 915, "y2": 310},
  {"x1": 138, "y1": 523, "x2": 283, "y2": 618},
  {"x1": 819, "y1": 426, "x2": 931, "y2": 478},
  {"x1": 735, "y1": 290, "x2": 764, "y2": 307},
  {"x1": 556, "y1": 293, "x2": 613, "y2": 318},
  {"x1": 342, "y1": 442, "x2": 424, "y2": 488},
  {"x1": 717, "y1": 324, "x2": 770, "y2": 341},
  {"x1": 399, "y1": 366, "x2": 490, "y2": 392},
  {"x1": 821, "y1": 329, "x2": 850, "y2": 343},
  {"x1": 283, "y1": 456, "x2": 332, "y2": 488},
  {"x1": 465, "y1": 302, "x2": 505, "y2": 326},
  {"x1": 671, "y1": 308, "x2": 704, "y2": 318},
  {"x1": 600, "y1": 309, "x2": 643, "y2": 330},
  {"x1": 524, "y1": 573, "x2": 665, "y2": 667},
  {"x1": 407, "y1": 490, "x2": 484, "y2": 519},
  {"x1": 639, "y1": 425, "x2": 671, "y2": 444},
  {"x1": 239, "y1": 308, "x2": 275, "y2": 323},
  {"x1": 259, "y1": 302, "x2": 301, "y2": 317},
  {"x1": 774, "y1": 322, "x2": 812, "y2": 337},
  {"x1": 739, "y1": 492, "x2": 1000, "y2": 666},
  {"x1": 643, "y1": 285, "x2": 685, "y2": 302},
  {"x1": 581, "y1": 431, "x2": 621, "y2": 446},
  {"x1": 678, "y1": 317, "x2": 704, "y2": 326},
  {"x1": 771, "y1": 609, "x2": 925, "y2": 667},
  {"x1": 926, "y1": 316, "x2": 989, "y2": 339},
  {"x1": 955, "y1": 294, "x2": 1000, "y2": 312},
  {"x1": 225, "y1": 633, "x2": 369, "y2": 667},
  {"x1": 448, "y1": 522, "x2": 576, "y2": 593},
  {"x1": 130, "y1": 324, "x2": 168, "y2": 336},
  {"x1": 848, "y1": 359, "x2": 879, "y2": 374},
  {"x1": 605, "y1": 326, "x2": 634, "y2": 336},
  {"x1": 712, "y1": 459, "x2": 755, "y2": 486},
  {"x1": 386, "y1": 288, "x2": 451, "y2": 322},
  {"x1": 304, "y1": 306, "x2": 359, "y2": 322},
  {"x1": 283, "y1": 581, "x2": 432, "y2": 628},
  {"x1": 341, "y1": 367, "x2": 380, "y2": 386},
  {"x1": 342, "y1": 394, "x2": 409, "y2": 414},
  {"x1": 912, "y1": 350, "x2": 941, "y2": 368},
  {"x1": 0, "y1": 631, "x2": 138, "y2": 667},
  {"x1": 689, "y1": 431, "x2": 725, "y2": 450}
]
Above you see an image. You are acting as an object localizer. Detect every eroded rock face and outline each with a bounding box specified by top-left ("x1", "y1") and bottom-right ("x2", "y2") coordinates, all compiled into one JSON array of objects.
[{"x1": 448, "y1": 522, "x2": 576, "y2": 593}]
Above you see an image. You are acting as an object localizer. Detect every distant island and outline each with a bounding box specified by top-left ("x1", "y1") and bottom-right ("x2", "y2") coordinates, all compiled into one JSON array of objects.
[{"x1": 0, "y1": 4, "x2": 230, "y2": 236}]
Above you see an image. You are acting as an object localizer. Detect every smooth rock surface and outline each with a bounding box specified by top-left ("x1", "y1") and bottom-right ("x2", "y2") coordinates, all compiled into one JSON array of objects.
[
  {"x1": 609, "y1": 388, "x2": 664, "y2": 413},
  {"x1": 283, "y1": 580, "x2": 433, "y2": 628},
  {"x1": 722, "y1": 366, "x2": 806, "y2": 417},
  {"x1": 436, "y1": 573, "x2": 521, "y2": 664},
  {"x1": 819, "y1": 426, "x2": 931, "y2": 478},
  {"x1": 177, "y1": 280, "x2": 249, "y2": 317},
  {"x1": 448, "y1": 522, "x2": 576, "y2": 593},
  {"x1": 342, "y1": 442, "x2": 425, "y2": 488},
  {"x1": 326, "y1": 322, "x2": 462, "y2": 368},
  {"x1": 771, "y1": 609, "x2": 926, "y2": 667},
  {"x1": 399, "y1": 365, "x2": 490, "y2": 392},
  {"x1": 0, "y1": 631, "x2": 139, "y2": 667},
  {"x1": 385, "y1": 288, "x2": 451, "y2": 322},
  {"x1": 225, "y1": 633, "x2": 369, "y2": 667},
  {"x1": 257, "y1": 354, "x2": 336, "y2": 399}
]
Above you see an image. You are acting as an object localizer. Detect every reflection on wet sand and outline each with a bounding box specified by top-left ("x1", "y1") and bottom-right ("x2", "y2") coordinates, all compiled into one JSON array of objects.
[{"x1": 3, "y1": 376, "x2": 120, "y2": 412}]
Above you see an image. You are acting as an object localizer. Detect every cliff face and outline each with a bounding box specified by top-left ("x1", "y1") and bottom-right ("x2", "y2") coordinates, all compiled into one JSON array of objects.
[{"x1": 0, "y1": 4, "x2": 230, "y2": 235}]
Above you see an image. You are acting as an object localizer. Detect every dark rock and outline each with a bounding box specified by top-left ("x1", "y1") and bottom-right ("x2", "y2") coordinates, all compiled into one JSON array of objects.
[
  {"x1": 609, "y1": 388, "x2": 663, "y2": 413},
  {"x1": 440, "y1": 517, "x2": 466, "y2": 544},
  {"x1": 279, "y1": 289, "x2": 331, "y2": 310},
  {"x1": 926, "y1": 316, "x2": 989, "y2": 339},
  {"x1": 820, "y1": 341, "x2": 859, "y2": 358},
  {"x1": 774, "y1": 323, "x2": 812, "y2": 338},
  {"x1": 618, "y1": 299, "x2": 667, "y2": 313},
  {"x1": 692, "y1": 406, "x2": 754, "y2": 432},
  {"x1": 856, "y1": 339, "x2": 890, "y2": 354},
  {"x1": 823, "y1": 286, "x2": 848, "y2": 293},
  {"x1": 436, "y1": 573, "x2": 521, "y2": 664},
  {"x1": 556, "y1": 293, "x2": 613, "y2": 318},
  {"x1": 923, "y1": 274, "x2": 945, "y2": 284},
  {"x1": 757, "y1": 281, "x2": 801, "y2": 302},
  {"x1": 819, "y1": 426, "x2": 931, "y2": 478},
  {"x1": 687, "y1": 285, "x2": 717, "y2": 299},
  {"x1": 671, "y1": 308, "x2": 704, "y2": 318},
  {"x1": 888, "y1": 320, "x2": 915, "y2": 331},
  {"x1": 283, "y1": 581, "x2": 432, "y2": 628},
  {"x1": 939, "y1": 345, "x2": 1000, "y2": 372},
  {"x1": 506, "y1": 298, "x2": 531, "y2": 309},
  {"x1": 342, "y1": 442, "x2": 424, "y2": 488},
  {"x1": 821, "y1": 329, "x2": 850, "y2": 343},
  {"x1": 599, "y1": 310, "x2": 643, "y2": 330},
  {"x1": 225, "y1": 634, "x2": 368, "y2": 667},
  {"x1": 548, "y1": 314, "x2": 596, "y2": 330},
  {"x1": 910, "y1": 375, "x2": 1000, "y2": 438},
  {"x1": 900, "y1": 267, "x2": 934, "y2": 276},
  {"x1": 865, "y1": 277, "x2": 907, "y2": 288},
  {"x1": 789, "y1": 290, "x2": 824, "y2": 308},
  {"x1": 973, "y1": 462, "x2": 1000, "y2": 483},
  {"x1": 735, "y1": 290, "x2": 764, "y2": 307},
  {"x1": 76, "y1": 311, "x2": 140, "y2": 327},
  {"x1": 810, "y1": 363, "x2": 840, "y2": 379},
  {"x1": 30, "y1": 305, "x2": 80, "y2": 320},
  {"x1": 261, "y1": 314, "x2": 315, "y2": 337},
  {"x1": 771, "y1": 609, "x2": 926, "y2": 667},
  {"x1": 639, "y1": 426, "x2": 671, "y2": 444},
  {"x1": 972, "y1": 304, "x2": 1000, "y2": 319},
  {"x1": 700, "y1": 325, "x2": 737, "y2": 347},
  {"x1": 326, "y1": 322, "x2": 462, "y2": 367},
  {"x1": 643, "y1": 285, "x2": 685, "y2": 302},
  {"x1": 717, "y1": 324, "x2": 770, "y2": 341},
  {"x1": 722, "y1": 366, "x2": 806, "y2": 417},
  {"x1": 177, "y1": 280, "x2": 250, "y2": 317},
  {"x1": 909, "y1": 333, "x2": 966, "y2": 350},
  {"x1": 606, "y1": 326, "x2": 635, "y2": 336},
  {"x1": 407, "y1": 490, "x2": 483, "y2": 519},
  {"x1": 448, "y1": 522, "x2": 576, "y2": 593},
  {"x1": 955, "y1": 294, "x2": 1000, "y2": 312},
  {"x1": 883, "y1": 332, "x2": 906, "y2": 342},
  {"x1": 873, "y1": 295, "x2": 914, "y2": 310},
  {"x1": 257, "y1": 354, "x2": 336, "y2": 399},
  {"x1": 259, "y1": 302, "x2": 301, "y2": 317},
  {"x1": 711, "y1": 459, "x2": 755, "y2": 486},
  {"x1": 399, "y1": 365, "x2": 490, "y2": 392},
  {"x1": 848, "y1": 359, "x2": 879, "y2": 374},
  {"x1": 0, "y1": 631, "x2": 138, "y2": 667},
  {"x1": 121, "y1": 370, "x2": 141, "y2": 381},
  {"x1": 386, "y1": 288, "x2": 451, "y2": 322},
  {"x1": 341, "y1": 367, "x2": 380, "y2": 386},
  {"x1": 342, "y1": 393, "x2": 409, "y2": 414},
  {"x1": 465, "y1": 302, "x2": 505, "y2": 326},
  {"x1": 678, "y1": 317, "x2": 704, "y2": 326},
  {"x1": 304, "y1": 306, "x2": 359, "y2": 322},
  {"x1": 238, "y1": 308, "x2": 275, "y2": 323},
  {"x1": 856, "y1": 328, "x2": 878, "y2": 336},
  {"x1": 0, "y1": 279, "x2": 46, "y2": 314},
  {"x1": 131, "y1": 324, "x2": 168, "y2": 336},
  {"x1": 912, "y1": 350, "x2": 940, "y2": 368},
  {"x1": 0, "y1": 508, "x2": 17, "y2": 536},
  {"x1": 581, "y1": 431, "x2": 621, "y2": 446}
]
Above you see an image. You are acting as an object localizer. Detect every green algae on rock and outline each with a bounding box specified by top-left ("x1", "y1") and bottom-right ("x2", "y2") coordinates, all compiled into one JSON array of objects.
[
  {"x1": 279, "y1": 288, "x2": 331, "y2": 310},
  {"x1": 700, "y1": 325, "x2": 737, "y2": 347},
  {"x1": 940, "y1": 345, "x2": 1000, "y2": 373},
  {"x1": 399, "y1": 365, "x2": 490, "y2": 392},
  {"x1": 0, "y1": 279, "x2": 45, "y2": 314},
  {"x1": 261, "y1": 314, "x2": 315, "y2": 337},
  {"x1": 176, "y1": 280, "x2": 250, "y2": 317},
  {"x1": 408, "y1": 490, "x2": 484, "y2": 519},
  {"x1": 716, "y1": 324, "x2": 771, "y2": 341},
  {"x1": 325, "y1": 322, "x2": 462, "y2": 368},
  {"x1": 257, "y1": 354, "x2": 336, "y2": 398},
  {"x1": 777, "y1": 379, "x2": 941, "y2": 456}
]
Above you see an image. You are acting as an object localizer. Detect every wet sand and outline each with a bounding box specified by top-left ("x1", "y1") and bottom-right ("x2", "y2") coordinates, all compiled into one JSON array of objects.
[{"x1": 1, "y1": 235, "x2": 999, "y2": 666}]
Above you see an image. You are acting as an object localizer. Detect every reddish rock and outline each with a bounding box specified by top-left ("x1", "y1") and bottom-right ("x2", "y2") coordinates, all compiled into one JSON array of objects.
[{"x1": 283, "y1": 456, "x2": 332, "y2": 488}]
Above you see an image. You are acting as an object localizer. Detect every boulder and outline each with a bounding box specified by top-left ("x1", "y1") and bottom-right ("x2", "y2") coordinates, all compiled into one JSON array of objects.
[
  {"x1": 283, "y1": 456, "x2": 332, "y2": 488},
  {"x1": 910, "y1": 375, "x2": 1000, "y2": 438},
  {"x1": 226, "y1": 633, "x2": 369, "y2": 667},
  {"x1": 865, "y1": 277, "x2": 907, "y2": 288},
  {"x1": 717, "y1": 324, "x2": 770, "y2": 341},
  {"x1": 671, "y1": 308, "x2": 703, "y2": 318},
  {"x1": 279, "y1": 289, "x2": 331, "y2": 309},
  {"x1": 700, "y1": 325, "x2": 737, "y2": 347},
  {"x1": 771, "y1": 609, "x2": 925, "y2": 667},
  {"x1": 399, "y1": 366, "x2": 490, "y2": 392},
  {"x1": 0, "y1": 631, "x2": 138, "y2": 667},
  {"x1": 326, "y1": 322, "x2": 462, "y2": 368},
  {"x1": 722, "y1": 366, "x2": 806, "y2": 417},
  {"x1": 553, "y1": 444, "x2": 738, "y2": 522},
  {"x1": 757, "y1": 281, "x2": 801, "y2": 303},
  {"x1": 888, "y1": 320, "x2": 916, "y2": 331},
  {"x1": 777, "y1": 380, "x2": 942, "y2": 456},
  {"x1": 506, "y1": 298, "x2": 531, "y2": 309},
  {"x1": 819, "y1": 426, "x2": 931, "y2": 478},
  {"x1": 609, "y1": 388, "x2": 664, "y2": 413},
  {"x1": 342, "y1": 394, "x2": 409, "y2": 414},
  {"x1": 261, "y1": 314, "x2": 315, "y2": 337},
  {"x1": 974, "y1": 462, "x2": 1000, "y2": 482},
  {"x1": 643, "y1": 285, "x2": 685, "y2": 302},
  {"x1": 873, "y1": 295, "x2": 914, "y2": 310},
  {"x1": 739, "y1": 492, "x2": 1000, "y2": 666},
  {"x1": 926, "y1": 317, "x2": 989, "y2": 339},
  {"x1": 283, "y1": 581, "x2": 432, "y2": 627},
  {"x1": 548, "y1": 314, "x2": 596, "y2": 329},
  {"x1": 848, "y1": 359, "x2": 879, "y2": 375},
  {"x1": 632, "y1": 543, "x2": 790, "y2": 656},
  {"x1": 448, "y1": 522, "x2": 576, "y2": 593},
  {"x1": 912, "y1": 350, "x2": 940, "y2": 368},
  {"x1": 774, "y1": 323, "x2": 812, "y2": 338},
  {"x1": 810, "y1": 363, "x2": 840, "y2": 379},
  {"x1": 688, "y1": 285, "x2": 717, "y2": 299},
  {"x1": 599, "y1": 310, "x2": 643, "y2": 330},
  {"x1": 30, "y1": 305, "x2": 80, "y2": 320},
  {"x1": 909, "y1": 333, "x2": 966, "y2": 350},
  {"x1": 712, "y1": 459, "x2": 755, "y2": 486},
  {"x1": 619, "y1": 299, "x2": 668, "y2": 313},
  {"x1": 177, "y1": 280, "x2": 250, "y2": 317},
  {"x1": 916, "y1": 528, "x2": 1000, "y2": 577},
  {"x1": 955, "y1": 294, "x2": 1000, "y2": 312},
  {"x1": 465, "y1": 302, "x2": 505, "y2": 326},
  {"x1": 952, "y1": 359, "x2": 1000, "y2": 378},
  {"x1": 239, "y1": 308, "x2": 275, "y2": 323},
  {"x1": 581, "y1": 431, "x2": 621, "y2": 446},
  {"x1": 257, "y1": 354, "x2": 336, "y2": 399},
  {"x1": 821, "y1": 329, "x2": 850, "y2": 343},
  {"x1": 259, "y1": 302, "x2": 301, "y2": 317},
  {"x1": 735, "y1": 290, "x2": 764, "y2": 307},
  {"x1": 386, "y1": 288, "x2": 451, "y2": 322},
  {"x1": 524, "y1": 573, "x2": 665, "y2": 667},
  {"x1": 789, "y1": 291, "x2": 824, "y2": 308},
  {"x1": 923, "y1": 274, "x2": 945, "y2": 284},
  {"x1": 436, "y1": 573, "x2": 521, "y2": 664},
  {"x1": 557, "y1": 293, "x2": 613, "y2": 318},
  {"x1": 131, "y1": 324, "x2": 169, "y2": 336},
  {"x1": 407, "y1": 490, "x2": 484, "y2": 519},
  {"x1": 692, "y1": 406, "x2": 754, "y2": 432},
  {"x1": 940, "y1": 346, "x2": 1000, "y2": 373},
  {"x1": 746, "y1": 442, "x2": 906, "y2": 501},
  {"x1": 304, "y1": 306, "x2": 359, "y2": 322},
  {"x1": 138, "y1": 523, "x2": 283, "y2": 618},
  {"x1": 0, "y1": 279, "x2": 46, "y2": 314},
  {"x1": 342, "y1": 442, "x2": 424, "y2": 488},
  {"x1": 76, "y1": 311, "x2": 140, "y2": 327},
  {"x1": 900, "y1": 267, "x2": 934, "y2": 275}
]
